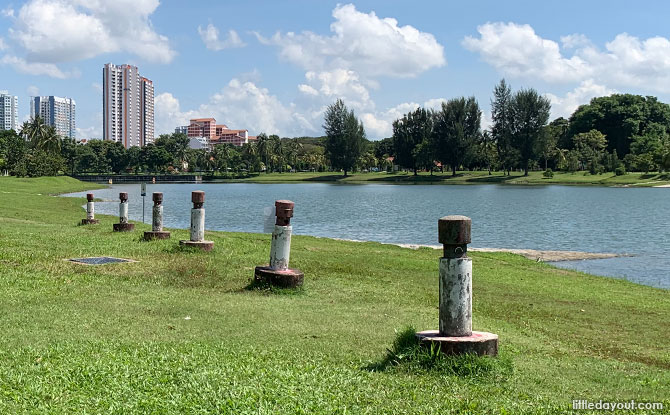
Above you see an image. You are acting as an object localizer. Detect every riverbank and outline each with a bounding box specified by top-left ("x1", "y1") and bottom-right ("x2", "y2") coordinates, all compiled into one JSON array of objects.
[
  {"x1": 236, "y1": 170, "x2": 670, "y2": 186},
  {"x1": 74, "y1": 170, "x2": 670, "y2": 187},
  {"x1": 0, "y1": 176, "x2": 668, "y2": 413}
]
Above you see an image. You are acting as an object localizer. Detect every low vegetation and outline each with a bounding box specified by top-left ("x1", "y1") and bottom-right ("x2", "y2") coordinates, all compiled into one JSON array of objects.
[{"x1": 0, "y1": 177, "x2": 667, "y2": 413}]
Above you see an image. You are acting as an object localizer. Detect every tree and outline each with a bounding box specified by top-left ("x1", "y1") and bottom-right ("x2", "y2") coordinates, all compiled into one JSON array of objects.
[
  {"x1": 573, "y1": 129, "x2": 607, "y2": 173},
  {"x1": 323, "y1": 99, "x2": 365, "y2": 176},
  {"x1": 1, "y1": 129, "x2": 27, "y2": 176},
  {"x1": 491, "y1": 79, "x2": 517, "y2": 174},
  {"x1": 22, "y1": 116, "x2": 61, "y2": 154},
  {"x1": 256, "y1": 133, "x2": 272, "y2": 173},
  {"x1": 141, "y1": 144, "x2": 172, "y2": 173},
  {"x1": 510, "y1": 88, "x2": 551, "y2": 176},
  {"x1": 478, "y1": 131, "x2": 498, "y2": 174},
  {"x1": 392, "y1": 107, "x2": 433, "y2": 175},
  {"x1": 569, "y1": 94, "x2": 670, "y2": 157},
  {"x1": 433, "y1": 97, "x2": 481, "y2": 176}
]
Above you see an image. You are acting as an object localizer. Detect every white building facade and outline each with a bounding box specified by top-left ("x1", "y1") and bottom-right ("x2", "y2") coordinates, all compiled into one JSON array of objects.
[
  {"x1": 0, "y1": 91, "x2": 19, "y2": 131},
  {"x1": 30, "y1": 96, "x2": 76, "y2": 139},
  {"x1": 103, "y1": 63, "x2": 154, "y2": 148}
]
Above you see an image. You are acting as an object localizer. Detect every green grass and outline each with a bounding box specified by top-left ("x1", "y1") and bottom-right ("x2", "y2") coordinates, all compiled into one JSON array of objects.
[
  {"x1": 0, "y1": 176, "x2": 668, "y2": 414},
  {"x1": 212, "y1": 170, "x2": 670, "y2": 187}
]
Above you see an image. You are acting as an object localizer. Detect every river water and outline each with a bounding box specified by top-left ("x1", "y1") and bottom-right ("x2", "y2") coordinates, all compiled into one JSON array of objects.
[{"x1": 64, "y1": 183, "x2": 670, "y2": 289}]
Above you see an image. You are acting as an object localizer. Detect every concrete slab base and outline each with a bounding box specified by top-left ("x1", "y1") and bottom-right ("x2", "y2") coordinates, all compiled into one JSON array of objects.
[
  {"x1": 81, "y1": 219, "x2": 99, "y2": 225},
  {"x1": 113, "y1": 223, "x2": 135, "y2": 232},
  {"x1": 179, "y1": 240, "x2": 214, "y2": 251},
  {"x1": 416, "y1": 330, "x2": 498, "y2": 356},
  {"x1": 144, "y1": 231, "x2": 171, "y2": 241},
  {"x1": 254, "y1": 265, "x2": 304, "y2": 288}
]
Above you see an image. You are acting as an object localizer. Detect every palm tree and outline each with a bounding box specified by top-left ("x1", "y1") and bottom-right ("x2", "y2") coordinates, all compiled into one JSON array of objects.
[
  {"x1": 22, "y1": 116, "x2": 61, "y2": 154},
  {"x1": 286, "y1": 140, "x2": 302, "y2": 171},
  {"x1": 271, "y1": 135, "x2": 283, "y2": 172},
  {"x1": 256, "y1": 133, "x2": 272, "y2": 173}
]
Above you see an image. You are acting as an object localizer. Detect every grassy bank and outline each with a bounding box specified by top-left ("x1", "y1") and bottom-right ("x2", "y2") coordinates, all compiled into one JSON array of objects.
[
  {"x1": 0, "y1": 176, "x2": 668, "y2": 414},
  {"x1": 220, "y1": 170, "x2": 670, "y2": 187}
]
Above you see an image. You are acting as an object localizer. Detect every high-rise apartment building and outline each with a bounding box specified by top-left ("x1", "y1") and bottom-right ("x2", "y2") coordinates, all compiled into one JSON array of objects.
[
  {"x1": 0, "y1": 91, "x2": 19, "y2": 131},
  {"x1": 30, "y1": 96, "x2": 76, "y2": 139},
  {"x1": 103, "y1": 63, "x2": 154, "y2": 148}
]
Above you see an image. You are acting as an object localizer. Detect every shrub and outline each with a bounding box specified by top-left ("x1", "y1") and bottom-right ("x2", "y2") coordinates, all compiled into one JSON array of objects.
[
  {"x1": 543, "y1": 168, "x2": 554, "y2": 178},
  {"x1": 615, "y1": 166, "x2": 626, "y2": 176}
]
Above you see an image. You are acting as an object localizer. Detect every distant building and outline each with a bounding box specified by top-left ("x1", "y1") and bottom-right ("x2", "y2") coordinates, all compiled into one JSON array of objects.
[
  {"x1": 183, "y1": 117, "x2": 254, "y2": 147},
  {"x1": 30, "y1": 96, "x2": 76, "y2": 139},
  {"x1": 103, "y1": 63, "x2": 154, "y2": 148},
  {"x1": 188, "y1": 137, "x2": 209, "y2": 150},
  {"x1": 174, "y1": 125, "x2": 188, "y2": 135},
  {"x1": 0, "y1": 91, "x2": 19, "y2": 131}
]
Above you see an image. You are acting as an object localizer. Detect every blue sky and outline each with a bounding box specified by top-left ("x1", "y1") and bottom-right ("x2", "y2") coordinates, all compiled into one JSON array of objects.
[{"x1": 1, "y1": 0, "x2": 670, "y2": 140}]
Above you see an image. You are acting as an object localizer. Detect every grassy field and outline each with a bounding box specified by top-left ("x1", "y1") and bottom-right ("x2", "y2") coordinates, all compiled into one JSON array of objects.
[
  {"x1": 222, "y1": 170, "x2": 670, "y2": 187},
  {"x1": 0, "y1": 176, "x2": 668, "y2": 414}
]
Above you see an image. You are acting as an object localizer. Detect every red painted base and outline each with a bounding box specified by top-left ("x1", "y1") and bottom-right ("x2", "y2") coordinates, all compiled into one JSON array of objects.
[
  {"x1": 254, "y1": 266, "x2": 304, "y2": 288},
  {"x1": 179, "y1": 240, "x2": 214, "y2": 251},
  {"x1": 144, "y1": 231, "x2": 171, "y2": 240},
  {"x1": 416, "y1": 330, "x2": 498, "y2": 356},
  {"x1": 113, "y1": 223, "x2": 135, "y2": 232}
]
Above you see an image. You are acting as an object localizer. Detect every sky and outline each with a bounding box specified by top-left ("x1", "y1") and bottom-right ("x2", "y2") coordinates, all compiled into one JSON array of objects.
[{"x1": 1, "y1": 0, "x2": 670, "y2": 140}]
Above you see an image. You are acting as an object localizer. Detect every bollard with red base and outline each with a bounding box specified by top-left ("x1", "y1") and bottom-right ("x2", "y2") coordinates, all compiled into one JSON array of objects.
[
  {"x1": 254, "y1": 200, "x2": 304, "y2": 288},
  {"x1": 81, "y1": 193, "x2": 99, "y2": 225},
  {"x1": 416, "y1": 215, "x2": 498, "y2": 356},
  {"x1": 113, "y1": 192, "x2": 135, "y2": 232},
  {"x1": 144, "y1": 192, "x2": 171, "y2": 240},
  {"x1": 179, "y1": 191, "x2": 213, "y2": 251}
]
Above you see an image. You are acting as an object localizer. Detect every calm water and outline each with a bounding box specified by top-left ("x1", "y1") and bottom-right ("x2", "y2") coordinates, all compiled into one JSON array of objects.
[{"x1": 65, "y1": 183, "x2": 670, "y2": 289}]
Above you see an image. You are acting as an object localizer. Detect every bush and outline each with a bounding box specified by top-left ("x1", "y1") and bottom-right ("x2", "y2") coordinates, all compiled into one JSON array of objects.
[
  {"x1": 615, "y1": 166, "x2": 626, "y2": 176},
  {"x1": 542, "y1": 168, "x2": 554, "y2": 178}
]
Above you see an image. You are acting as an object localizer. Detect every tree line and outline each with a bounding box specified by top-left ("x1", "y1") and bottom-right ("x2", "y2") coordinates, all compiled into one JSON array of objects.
[
  {"x1": 383, "y1": 80, "x2": 670, "y2": 176},
  {"x1": 2, "y1": 80, "x2": 670, "y2": 178}
]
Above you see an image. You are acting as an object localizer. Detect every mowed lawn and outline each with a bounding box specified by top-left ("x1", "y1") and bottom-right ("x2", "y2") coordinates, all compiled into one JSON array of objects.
[{"x1": 0, "y1": 177, "x2": 668, "y2": 414}]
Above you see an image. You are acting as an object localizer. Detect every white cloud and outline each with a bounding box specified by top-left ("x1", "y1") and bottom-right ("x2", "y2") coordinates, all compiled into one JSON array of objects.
[
  {"x1": 463, "y1": 22, "x2": 590, "y2": 83},
  {"x1": 91, "y1": 82, "x2": 102, "y2": 93},
  {"x1": 76, "y1": 125, "x2": 102, "y2": 139},
  {"x1": 8, "y1": 0, "x2": 174, "y2": 64},
  {"x1": 560, "y1": 33, "x2": 591, "y2": 49},
  {"x1": 464, "y1": 22, "x2": 670, "y2": 93},
  {"x1": 155, "y1": 79, "x2": 319, "y2": 137},
  {"x1": 545, "y1": 80, "x2": 616, "y2": 119},
  {"x1": 0, "y1": 54, "x2": 78, "y2": 78},
  {"x1": 26, "y1": 85, "x2": 39, "y2": 96},
  {"x1": 0, "y1": 37, "x2": 6, "y2": 50},
  {"x1": 1, "y1": 7, "x2": 14, "y2": 18},
  {"x1": 197, "y1": 24, "x2": 245, "y2": 50},
  {"x1": 257, "y1": 3, "x2": 445, "y2": 79},
  {"x1": 361, "y1": 99, "x2": 447, "y2": 139},
  {"x1": 298, "y1": 69, "x2": 373, "y2": 111}
]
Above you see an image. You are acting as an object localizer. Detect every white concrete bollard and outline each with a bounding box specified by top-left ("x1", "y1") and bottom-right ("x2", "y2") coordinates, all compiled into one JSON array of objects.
[
  {"x1": 144, "y1": 192, "x2": 170, "y2": 240},
  {"x1": 415, "y1": 215, "x2": 498, "y2": 356},
  {"x1": 254, "y1": 200, "x2": 304, "y2": 288},
  {"x1": 439, "y1": 256, "x2": 472, "y2": 336},
  {"x1": 113, "y1": 192, "x2": 134, "y2": 232},
  {"x1": 119, "y1": 199, "x2": 128, "y2": 224},
  {"x1": 81, "y1": 193, "x2": 99, "y2": 225},
  {"x1": 270, "y1": 223, "x2": 292, "y2": 270},
  {"x1": 179, "y1": 191, "x2": 213, "y2": 250},
  {"x1": 153, "y1": 203, "x2": 163, "y2": 232},
  {"x1": 438, "y1": 215, "x2": 472, "y2": 336}
]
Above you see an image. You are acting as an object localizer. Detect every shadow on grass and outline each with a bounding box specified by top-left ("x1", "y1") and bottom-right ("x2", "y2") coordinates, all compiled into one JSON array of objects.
[
  {"x1": 466, "y1": 174, "x2": 521, "y2": 184},
  {"x1": 302, "y1": 174, "x2": 349, "y2": 182},
  {"x1": 364, "y1": 327, "x2": 513, "y2": 381},
  {"x1": 242, "y1": 278, "x2": 305, "y2": 296}
]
